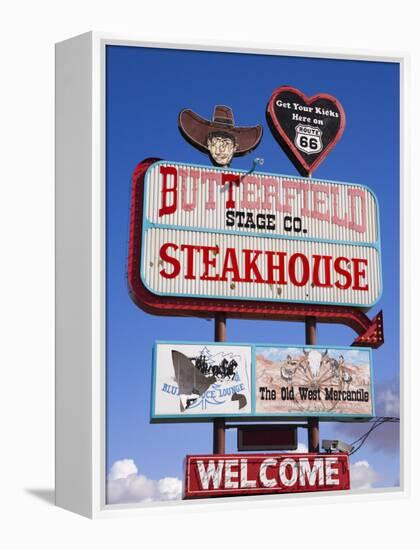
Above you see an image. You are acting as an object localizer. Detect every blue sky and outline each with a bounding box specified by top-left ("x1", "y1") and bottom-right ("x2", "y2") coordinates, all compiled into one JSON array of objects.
[{"x1": 106, "y1": 45, "x2": 400, "y2": 495}]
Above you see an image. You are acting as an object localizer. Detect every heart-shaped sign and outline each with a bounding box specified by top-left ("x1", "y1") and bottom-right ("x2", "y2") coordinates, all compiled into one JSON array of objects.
[{"x1": 267, "y1": 86, "x2": 345, "y2": 176}]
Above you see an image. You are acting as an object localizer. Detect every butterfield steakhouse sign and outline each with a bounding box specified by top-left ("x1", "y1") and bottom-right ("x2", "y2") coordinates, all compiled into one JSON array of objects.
[{"x1": 129, "y1": 159, "x2": 381, "y2": 311}]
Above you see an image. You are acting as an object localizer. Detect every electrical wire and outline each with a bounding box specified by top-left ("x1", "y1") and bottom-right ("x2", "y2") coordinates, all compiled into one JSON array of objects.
[{"x1": 349, "y1": 416, "x2": 399, "y2": 455}]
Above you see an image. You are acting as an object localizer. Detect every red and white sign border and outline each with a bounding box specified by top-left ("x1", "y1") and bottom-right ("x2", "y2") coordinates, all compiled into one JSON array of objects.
[{"x1": 128, "y1": 158, "x2": 384, "y2": 347}]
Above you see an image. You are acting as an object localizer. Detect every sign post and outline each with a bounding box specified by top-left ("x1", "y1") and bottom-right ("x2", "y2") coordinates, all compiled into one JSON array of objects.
[
  {"x1": 305, "y1": 145, "x2": 319, "y2": 452},
  {"x1": 306, "y1": 317, "x2": 319, "y2": 452},
  {"x1": 214, "y1": 313, "x2": 226, "y2": 454}
]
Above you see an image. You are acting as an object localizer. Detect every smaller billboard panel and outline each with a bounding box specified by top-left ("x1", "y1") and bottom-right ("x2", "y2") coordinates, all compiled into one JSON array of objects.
[
  {"x1": 255, "y1": 346, "x2": 373, "y2": 416},
  {"x1": 184, "y1": 453, "x2": 350, "y2": 499},
  {"x1": 151, "y1": 342, "x2": 374, "y2": 421},
  {"x1": 152, "y1": 343, "x2": 252, "y2": 418}
]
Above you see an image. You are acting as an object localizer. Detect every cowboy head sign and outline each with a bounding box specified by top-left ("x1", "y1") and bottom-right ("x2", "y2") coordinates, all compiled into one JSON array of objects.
[
  {"x1": 267, "y1": 86, "x2": 346, "y2": 176},
  {"x1": 179, "y1": 105, "x2": 263, "y2": 166}
]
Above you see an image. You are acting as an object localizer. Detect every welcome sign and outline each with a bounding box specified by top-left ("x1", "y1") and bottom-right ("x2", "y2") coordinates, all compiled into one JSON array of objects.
[
  {"x1": 132, "y1": 160, "x2": 381, "y2": 309},
  {"x1": 184, "y1": 453, "x2": 350, "y2": 498}
]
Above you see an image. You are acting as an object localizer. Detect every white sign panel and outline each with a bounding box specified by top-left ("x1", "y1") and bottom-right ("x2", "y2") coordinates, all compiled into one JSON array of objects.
[
  {"x1": 141, "y1": 161, "x2": 381, "y2": 308},
  {"x1": 145, "y1": 161, "x2": 379, "y2": 244},
  {"x1": 153, "y1": 343, "x2": 252, "y2": 418},
  {"x1": 142, "y1": 228, "x2": 381, "y2": 307}
]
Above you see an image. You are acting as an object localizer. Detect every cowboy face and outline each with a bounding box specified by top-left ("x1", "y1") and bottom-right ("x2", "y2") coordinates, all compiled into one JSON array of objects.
[{"x1": 207, "y1": 134, "x2": 237, "y2": 166}]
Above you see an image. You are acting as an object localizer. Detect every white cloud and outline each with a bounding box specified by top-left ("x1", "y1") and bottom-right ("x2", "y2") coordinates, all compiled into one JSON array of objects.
[
  {"x1": 158, "y1": 477, "x2": 183, "y2": 501},
  {"x1": 350, "y1": 460, "x2": 380, "y2": 489},
  {"x1": 332, "y1": 379, "x2": 400, "y2": 454},
  {"x1": 260, "y1": 347, "x2": 300, "y2": 361},
  {"x1": 294, "y1": 442, "x2": 308, "y2": 453},
  {"x1": 342, "y1": 349, "x2": 368, "y2": 364},
  {"x1": 376, "y1": 386, "x2": 399, "y2": 417},
  {"x1": 107, "y1": 459, "x2": 182, "y2": 504},
  {"x1": 108, "y1": 458, "x2": 138, "y2": 481}
]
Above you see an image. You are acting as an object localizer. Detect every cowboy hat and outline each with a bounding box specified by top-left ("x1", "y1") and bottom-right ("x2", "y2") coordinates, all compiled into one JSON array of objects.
[{"x1": 178, "y1": 105, "x2": 263, "y2": 155}]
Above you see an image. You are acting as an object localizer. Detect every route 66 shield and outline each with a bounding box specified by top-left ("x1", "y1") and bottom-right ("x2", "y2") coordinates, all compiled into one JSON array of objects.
[{"x1": 294, "y1": 124, "x2": 323, "y2": 155}]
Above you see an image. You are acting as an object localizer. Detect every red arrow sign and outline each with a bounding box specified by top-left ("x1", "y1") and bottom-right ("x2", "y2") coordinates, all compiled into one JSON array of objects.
[
  {"x1": 351, "y1": 310, "x2": 384, "y2": 348},
  {"x1": 128, "y1": 159, "x2": 384, "y2": 349}
]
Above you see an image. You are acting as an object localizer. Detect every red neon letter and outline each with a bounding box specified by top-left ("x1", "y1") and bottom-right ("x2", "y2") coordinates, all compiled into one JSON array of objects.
[
  {"x1": 352, "y1": 258, "x2": 369, "y2": 291},
  {"x1": 312, "y1": 255, "x2": 333, "y2": 288},
  {"x1": 265, "y1": 251, "x2": 287, "y2": 284},
  {"x1": 220, "y1": 248, "x2": 241, "y2": 282},
  {"x1": 334, "y1": 257, "x2": 352, "y2": 289},
  {"x1": 180, "y1": 244, "x2": 199, "y2": 280},
  {"x1": 158, "y1": 166, "x2": 178, "y2": 217},
  {"x1": 243, "y1": 249, "x2": 264, "y2": 283},
  {"x1": 348, "y1": 188, "x2": 367, "y2": 233},
  {"x1": 159, "y1": 243, "x2": 180, "y2": 279},
  {"x1": 289, "y1": 253, "x2": 310, "y2": 287},
  {"x1": 221, "y1": 173, "x2": 240, "y2": 209}
]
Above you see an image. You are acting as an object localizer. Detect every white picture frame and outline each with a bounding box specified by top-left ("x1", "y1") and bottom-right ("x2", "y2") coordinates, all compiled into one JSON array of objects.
[{"x1": 55, "y1": 32, "x2": 407, "y2": 518}]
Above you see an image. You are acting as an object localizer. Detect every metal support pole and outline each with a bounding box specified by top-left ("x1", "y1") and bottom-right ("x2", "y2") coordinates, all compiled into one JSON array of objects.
[
  {"x1": 306, "y1": 316, "x2": 320, "y2": 452},
  {"x1": 213, "y1": 313, "x2": 226, "y2": 454}
]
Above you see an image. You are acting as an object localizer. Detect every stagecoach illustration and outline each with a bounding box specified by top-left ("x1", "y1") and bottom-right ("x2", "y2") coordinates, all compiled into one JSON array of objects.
[{"x1": 193, "y1": 353, "x2": 238, "y2": 380}]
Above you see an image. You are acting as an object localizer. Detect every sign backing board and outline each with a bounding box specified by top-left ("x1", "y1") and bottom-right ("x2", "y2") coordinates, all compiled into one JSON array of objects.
[
  {"x1": 237, "y1": 425, "x2": 298, "y2": 451},
  {"x1": 152, "y1": 342, "x2": 253, "y2": 419},
  {"x1": 183, "y1": 453, "x2": 350, "y2": 498},
  {"x1": 151, "y1": 342, "x2": 374, "y2": 421},
  {"x1": 255, "y1": 345, "x2": 374, "y2": 416}
]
